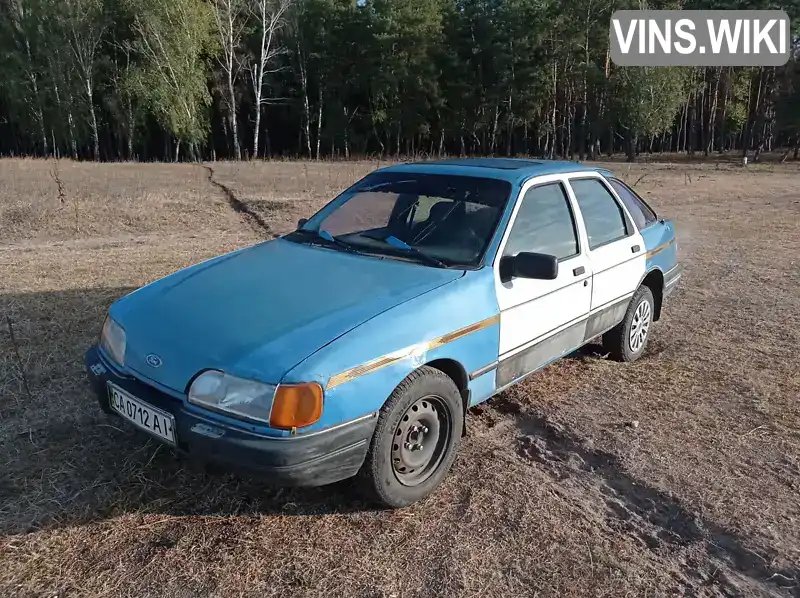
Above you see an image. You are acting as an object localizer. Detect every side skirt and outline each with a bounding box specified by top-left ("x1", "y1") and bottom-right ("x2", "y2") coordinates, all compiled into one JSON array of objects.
[{"x1": 494, "y1": 296, "x2": 630, "y2": 389}]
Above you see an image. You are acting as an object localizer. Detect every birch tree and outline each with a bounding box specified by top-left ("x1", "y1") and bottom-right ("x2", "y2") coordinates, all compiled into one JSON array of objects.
[
  {"x1": 45, "y1": 41, "x2": 79, "y2": 159},
  {"x1": 62, "y1": 0, "x2": 106, "y2": 161},
  {"x1": 249, "y1": 0, "x2": 291, "y2": 159},
  {"x1": 211, "y1": 0, "x2": 247, "y2": 160},
  {"x1": 130, "y1": 0, "x2": 218, "y2": 160},
  {"x1": 2, "y1": 0, "x2": 48, "y2": 155},
  {"x1": 109, "y1": 41, "x2": 139, "y2": 159}
]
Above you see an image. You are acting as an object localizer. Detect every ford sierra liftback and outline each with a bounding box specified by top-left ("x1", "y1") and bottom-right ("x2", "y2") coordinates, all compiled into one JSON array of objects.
[{"x1": 85, "y1": 158, "x2": 681, "y2": 508}]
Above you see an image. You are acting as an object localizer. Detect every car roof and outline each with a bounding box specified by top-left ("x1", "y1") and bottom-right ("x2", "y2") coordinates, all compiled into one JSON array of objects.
[{"x1": 377, "y1": 157, "x2": 612, "y2": 185}]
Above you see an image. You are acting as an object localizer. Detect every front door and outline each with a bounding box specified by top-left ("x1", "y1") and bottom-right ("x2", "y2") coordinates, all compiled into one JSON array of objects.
[{"x1": 493, "y1": 177, "x2": 593, "y2": 386}]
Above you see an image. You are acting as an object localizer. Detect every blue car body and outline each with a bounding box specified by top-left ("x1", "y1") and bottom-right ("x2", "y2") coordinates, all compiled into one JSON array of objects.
[{"x1": 84, "y1": 158, "x2": 681, "y2": 486}]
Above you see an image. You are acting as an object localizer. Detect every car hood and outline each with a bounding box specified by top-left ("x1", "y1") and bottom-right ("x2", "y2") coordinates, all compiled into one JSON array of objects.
[{"x1": 111, "y1": 238, "x2": 463, "y2": 391}]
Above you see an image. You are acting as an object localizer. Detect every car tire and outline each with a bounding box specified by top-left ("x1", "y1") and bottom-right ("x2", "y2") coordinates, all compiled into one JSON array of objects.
[
  {"x1": 359, "y1": 366, "x2": 464, "y2": 508},
  {"x1": 603, "y1": 285, "x2": 655, "y2": 363}
]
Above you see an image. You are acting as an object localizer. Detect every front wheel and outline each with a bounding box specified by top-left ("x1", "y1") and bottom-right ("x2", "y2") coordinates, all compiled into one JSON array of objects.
[
  {"x1": 359, "y1": 366, "x2": 464, "y2": 508},
  {"x1": 603, "y1": 285, "x2": 655, "y2": 362}
]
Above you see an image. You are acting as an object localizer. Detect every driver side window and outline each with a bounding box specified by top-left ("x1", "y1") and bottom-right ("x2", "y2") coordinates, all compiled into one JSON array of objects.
[{"x1": 503, "y1": 182, "x2": 580, "y2": 261}]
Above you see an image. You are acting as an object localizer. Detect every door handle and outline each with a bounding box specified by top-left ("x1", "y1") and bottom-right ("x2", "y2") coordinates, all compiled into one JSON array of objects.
[
  {"x1": 631, "y1": 244, "x2": 641, "y2": 253},
  {"x1": 573, "y1": 266, "x2": 585, "y2": 276}
]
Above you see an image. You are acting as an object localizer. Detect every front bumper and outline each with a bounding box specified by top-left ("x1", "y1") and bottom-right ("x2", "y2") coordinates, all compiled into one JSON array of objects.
[{"x1": 84, "y1": 345, "x2": 376, "y2": 487}]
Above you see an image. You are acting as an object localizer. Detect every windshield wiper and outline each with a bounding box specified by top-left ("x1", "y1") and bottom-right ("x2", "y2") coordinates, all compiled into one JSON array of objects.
[
  {"x1": 295, "y1": 228, "x2": 368, "y2": 257},
  {"x1": 359, "y1": 231, "x2": 448, "y2": 268}
]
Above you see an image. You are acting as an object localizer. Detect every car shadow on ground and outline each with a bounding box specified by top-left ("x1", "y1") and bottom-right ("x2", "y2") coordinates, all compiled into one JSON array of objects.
[
  {"x1": 0, "y1": 286, "x2": 387, "y2": 538},
  {"x1": 564, "y1": 341, "x2": 608, "y2": 361},
  {"x1": 3, "y1": 402, "x2": 381, "y2": 536}
]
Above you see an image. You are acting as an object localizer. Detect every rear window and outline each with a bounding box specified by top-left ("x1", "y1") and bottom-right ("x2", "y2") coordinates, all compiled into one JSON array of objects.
[{"x1": 608, "y1": 178, "x2": 658, "y2": 230}]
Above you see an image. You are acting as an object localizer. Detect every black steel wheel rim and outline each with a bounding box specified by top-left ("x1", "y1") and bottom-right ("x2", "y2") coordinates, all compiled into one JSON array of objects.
[{"x1": 391, "y1": 394, "x2": 452, "y2": 487}]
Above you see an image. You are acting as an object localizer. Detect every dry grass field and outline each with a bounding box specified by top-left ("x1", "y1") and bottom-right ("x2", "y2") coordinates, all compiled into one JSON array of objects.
[{"x1": 1, "y1": 157, "x2": 799, "y2": 598}]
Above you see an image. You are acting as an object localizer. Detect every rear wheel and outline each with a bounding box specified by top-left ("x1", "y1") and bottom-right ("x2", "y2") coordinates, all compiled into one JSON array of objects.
[
  {"x1": 359, "y1": 366, "x2": 463, "y2": 508},
  {"x1": 603, "y1": 285, "x2": 655, "y2": 362}
]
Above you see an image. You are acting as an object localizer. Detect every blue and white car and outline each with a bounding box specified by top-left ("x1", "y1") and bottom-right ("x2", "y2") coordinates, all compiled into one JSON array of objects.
[{"x1": 85, "y1": 158, "x2": 681, "y2": 508}]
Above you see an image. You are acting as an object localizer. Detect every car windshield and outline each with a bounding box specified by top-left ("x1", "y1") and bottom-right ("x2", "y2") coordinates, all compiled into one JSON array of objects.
[{"x1": 287, "y1": 171, "x2": 512, "y2": 268}]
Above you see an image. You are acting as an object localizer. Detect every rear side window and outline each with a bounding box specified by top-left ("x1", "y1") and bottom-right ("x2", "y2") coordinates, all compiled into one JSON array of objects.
[
  {"x1": 569, "y1": 178, "x2": 630, "y2": 250},
  {"x1": 608, "y1": 178, "x2": 658, "y2": 230},
  {"x1": 503, "y1": 182, "x2": 579, "y2": 260}
]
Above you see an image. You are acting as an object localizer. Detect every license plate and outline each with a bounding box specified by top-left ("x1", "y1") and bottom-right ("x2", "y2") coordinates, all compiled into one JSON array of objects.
[{"x1": 108, "y1": 382, "x2": 177, "y2": 444}]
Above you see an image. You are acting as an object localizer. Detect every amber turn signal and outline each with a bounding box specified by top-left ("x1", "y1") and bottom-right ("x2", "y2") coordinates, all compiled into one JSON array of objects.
[{"x1": 269, "y1": 383, "x2": 323, "y2": 430}]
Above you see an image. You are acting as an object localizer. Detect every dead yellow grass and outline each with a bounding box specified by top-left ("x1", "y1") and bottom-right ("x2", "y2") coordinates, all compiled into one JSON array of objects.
[{"x1": 1, "y1": 157, "x2": 799, "y2": 597}]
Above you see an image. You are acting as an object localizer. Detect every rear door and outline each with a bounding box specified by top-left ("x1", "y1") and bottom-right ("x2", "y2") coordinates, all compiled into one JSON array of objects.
[
  {"x1": 607, "y1": 177, "x2": 679, "y2": 276},
  {"x1": 566, "y1": 174, "x2": 646, "y2": 312}
]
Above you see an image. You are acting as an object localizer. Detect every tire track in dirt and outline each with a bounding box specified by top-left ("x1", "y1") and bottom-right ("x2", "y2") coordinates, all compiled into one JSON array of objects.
[
  {"x1": 484, "y1": 395, "x2": 800, "y2": 597},
  {"x1": 201, "y1": 164, "x2": 274, "y2": 236}
]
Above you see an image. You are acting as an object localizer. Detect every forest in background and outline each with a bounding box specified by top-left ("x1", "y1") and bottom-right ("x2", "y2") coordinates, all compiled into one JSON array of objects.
[{"x1": 1, "y1": 0, "x2": 799, "y2": 163}]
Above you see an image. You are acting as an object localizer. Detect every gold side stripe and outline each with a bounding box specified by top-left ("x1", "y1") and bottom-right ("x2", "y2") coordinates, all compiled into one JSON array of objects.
[
  {"x1": 646, "y1": 238, "x2": 676, "y2": 259},
  {"x1": 326, "y1": 314, "x2": 500, "y2": 390}
]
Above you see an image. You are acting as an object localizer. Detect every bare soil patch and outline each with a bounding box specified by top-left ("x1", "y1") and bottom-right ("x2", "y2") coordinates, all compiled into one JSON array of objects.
[{"x1": 1, "y1": 158, "x2": 799, "y2": 597}]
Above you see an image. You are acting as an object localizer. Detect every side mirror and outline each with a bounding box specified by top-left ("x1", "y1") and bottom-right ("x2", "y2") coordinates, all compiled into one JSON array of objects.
[
  {"x1": 297, "y1": 218, "x2": 308, "y2": 229},
  {"x1": 499, "y1": 252, "x2": 558, "y2": 283}
]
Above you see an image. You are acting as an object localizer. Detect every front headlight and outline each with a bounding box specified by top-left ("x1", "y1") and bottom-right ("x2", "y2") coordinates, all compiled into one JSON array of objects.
[
  {"x1": 188, "y1": 370, "x2": 276, "y2": 424},
  {"x1": 100, "y1": 315, "x2": 126, "y2": 366},
  {"x1": 188, "y1": 370, "x2": 322, "y2": 429}
]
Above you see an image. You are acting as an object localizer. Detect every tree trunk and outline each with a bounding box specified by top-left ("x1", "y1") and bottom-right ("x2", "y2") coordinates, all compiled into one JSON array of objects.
[
  {"x1": 523, "y1": 121, "x2": 528, "y2": 155},
  {"x1": 252, "y1": 0, "x2": 282, "y2": 160},
  {"x1": 67, "y1": 110, "x2": 76, "y2": 159},
  {"x1": 506, "y1": 117, "x2": 512, "y2": 156},
  {"x1": 370, "y1": 99, "x2": 385, "y2": 157},
  {"x1": 565, "y1": 103, "x2": 573, "y2": 158},
  {"x1": 126, "y1": 100, "x2": 135, "y2": 160},
  {"x1": 626, "y1": 129, "x2": 636, "y2": 162},
  {"x1": 33, "y1": 83, "x2": 47, "y2": 156},
  {"x1": 343, "y1": 106, "x2": 350, "y2": 159},
  {"x1": 742, "y1": 69, "x2": 760, "y2": 157},
  {"x1": 254, "y1": 105, "x2": 262, "y2": 160},
  {"x1": 506, "y1": 91, "x2": 513, "y2": 156},
  {"x1": 315, "y1": 88, "x2": 323, "y2": 160},
  {"x1": 174, "y1": 139, "x2": 181, "y2": 163},
  {"x1": 25, "y1": 39, "x2": 48, "y2": 156},
  {"x1": 490, "y1": 104, "x2": 499, "y2": 155},
  {"x1": 718, "y1": 68, "x2": 730, "y2": 153},
  {"x1": 396, "y1": 123, "x2": 401, "y2": 157},
  {"x1": 687, "y1": 92, "x2": 696, "y2": 156},
  {"x1": 707, "y1": 69, "x2": 719, "y2": 154},
  {"x1": 222, "y1": 116, "x2": 230, "y2": 155},
  {"x1": 578, "y1": 104, "x2": 587, "y2": 161},
  {"x1": 699, "y1": 83, "x2": 707, "y2": 156},
  {"x1": 88, "y1": 82, "x2": 100, "y2": 161},
  {"x1": 228, "y1": 70, "x2": 241, "y2": 160}
]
